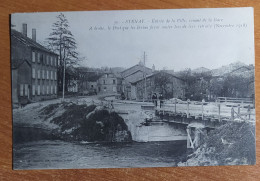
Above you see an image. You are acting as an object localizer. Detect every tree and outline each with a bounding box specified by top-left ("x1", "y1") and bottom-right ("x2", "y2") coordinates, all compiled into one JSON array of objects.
[
  {"x1": 178, "y1": 69, "x2": 196, "y2": 100},
  {"x1": 47, "y1": 13, "x2": 79, "y2": 99},
  {"x1": 178, "y1": 69, "x2": 214, "y2": 101},
  {"x1": 154, "y1": 72, "x2": 173, "y2": 99}
]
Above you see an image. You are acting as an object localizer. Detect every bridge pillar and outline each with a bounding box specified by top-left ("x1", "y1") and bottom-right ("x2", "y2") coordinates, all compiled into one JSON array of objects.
[{"x1": 186, "y1": 125, "x2": 207, "y2": 149}]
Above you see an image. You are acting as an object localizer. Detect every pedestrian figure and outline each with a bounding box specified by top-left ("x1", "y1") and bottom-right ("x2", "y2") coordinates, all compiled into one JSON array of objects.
[
  {"x1": 110, "y1": 100, "x2": 114, "y2": 109},
  {"x1": 152, "y1": 93, "x2": 157, "y2": 107},
  {"x1": 159, "y1": 93, "x2": 164, "y2": 108}
]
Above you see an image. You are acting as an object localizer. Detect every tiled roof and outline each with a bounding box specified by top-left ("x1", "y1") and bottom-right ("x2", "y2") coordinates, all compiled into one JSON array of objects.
[{"x1": 11, "y1": 29, "x2": 58, "y2": 55}]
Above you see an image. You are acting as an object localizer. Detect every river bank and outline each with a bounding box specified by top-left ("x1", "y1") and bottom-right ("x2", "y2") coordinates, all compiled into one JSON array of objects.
[
  {"x1": 13, "y1": 101, "x2": 132, "y2": 143},
  {"x1": 178, "y1": 121, "x2": 256, "y2": 166}
]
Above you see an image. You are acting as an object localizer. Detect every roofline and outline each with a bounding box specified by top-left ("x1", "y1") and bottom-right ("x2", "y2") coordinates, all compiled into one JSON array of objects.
[
  {"x1": 11, "y1": 29, "x2": 58, "y2": 56},
  {"x1": 11, "y1": 59, "x2": 31, "y2": 69},
  {"x1": 121, "y1": 64, "x2": 152, "y2": 73},
  {"x1": 130, "y1": 71, "x2": 184, "y2": 84}
]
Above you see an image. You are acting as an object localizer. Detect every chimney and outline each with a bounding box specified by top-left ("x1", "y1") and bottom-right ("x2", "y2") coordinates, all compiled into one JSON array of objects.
[
  {"x1": 22, "y1": 23, "x2": 27, "y2": 37},
  {"x1": 32, "y1": 28, "x2": 36, "y2": 41},
  {"x1": 152, "y1": 64, "x2": 155, "y2": 72}
]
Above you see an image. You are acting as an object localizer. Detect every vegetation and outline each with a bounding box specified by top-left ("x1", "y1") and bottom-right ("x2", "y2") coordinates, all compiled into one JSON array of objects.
[
  {"x1": 40, "y1": 103, "x2": 131, "y2": 142},
  {"x1": 78, "y1": 110, "x2": 130, "y2": 142},
  {"x1": 180, "y1": 121, "x2": 256, "y2": 166},
  {"x1": 178, "y1": 68, "x2": 254, "y2": 101},
  {"x1": 47, "y1": 13, "x2": 82, "y2": 93}
]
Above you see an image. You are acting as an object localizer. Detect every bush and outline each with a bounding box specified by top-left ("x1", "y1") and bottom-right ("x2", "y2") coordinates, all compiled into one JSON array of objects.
[{"x1": 80, "y1": 110, "x2": 128, "y2": 141}]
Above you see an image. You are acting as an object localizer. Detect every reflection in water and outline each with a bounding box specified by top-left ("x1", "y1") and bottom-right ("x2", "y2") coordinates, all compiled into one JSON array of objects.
[{"x1": 13, "y1": 127, "x2": 187, "y2": 169}]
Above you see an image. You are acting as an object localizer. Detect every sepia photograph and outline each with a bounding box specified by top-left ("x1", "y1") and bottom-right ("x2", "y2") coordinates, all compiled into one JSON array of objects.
[{"x1": 11, "y1": 7, "x2": 255, "y2": 170}]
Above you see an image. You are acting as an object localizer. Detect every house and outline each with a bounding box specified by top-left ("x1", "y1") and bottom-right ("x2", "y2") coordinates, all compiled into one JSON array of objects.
[
  {"x1": 11, "y1": 24, "x2": 58, "y2": 106},
  {"x1": 120, "y1": 62, "x2": 154, "y2": 99},
  {"x1": 97, "y1": 72, "x2": 123, "y2": 94},
  {"x1": 130, "y1": 71, "x2": 185, "y2": 101},
  {"x1": 77, "y1": 67, "x2": 101, "y2": 94}
]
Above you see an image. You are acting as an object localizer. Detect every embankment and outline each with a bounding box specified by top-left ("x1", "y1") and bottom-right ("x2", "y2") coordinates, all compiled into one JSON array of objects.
[
  {"x1": 178, "y1": 121, "x2": 256, "y2": 166},
  {"x1": 14, "y1": 102, "x2": 132, "y2": 143}
]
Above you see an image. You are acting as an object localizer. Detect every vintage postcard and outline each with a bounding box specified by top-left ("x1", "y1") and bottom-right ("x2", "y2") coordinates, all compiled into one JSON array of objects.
[{"x1": 11, "y1": 7, "x2": 255, "y2": 170}]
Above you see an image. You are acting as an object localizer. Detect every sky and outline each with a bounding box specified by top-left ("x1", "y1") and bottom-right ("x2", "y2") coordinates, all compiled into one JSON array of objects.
[{"x1": 11, "y1": 8, "x2": 255, "y2": 71}]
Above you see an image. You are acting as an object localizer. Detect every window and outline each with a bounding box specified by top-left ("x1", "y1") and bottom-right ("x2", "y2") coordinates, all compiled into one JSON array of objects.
[
  {"x1": 113, "y1": 79, "x2": 116, "y2": 84},
  {"x1": 42, "y1": 70, "x2": 45, "y2": 79},
  {"x1": 104, "y1": 87, "x2": 107, "y2": 91},
  {"x1": 37, "y1": 85, "x2": 40, "y2": 95},
  {"x1": 50, "y1": 71, "x2": 53, "y2": 80},
  {"x1": 32, "y1": 52, "x2": 35, "y2": 62},
  {"x1": 20, "y1": 84, "x2": 24, "y2": 96},
  {"x1": 38, "y1": 70, "x2": 41, "y2": 79},
  {"x1": 103, "y1": 80, "x2": 105, "y2": 84},
  {"x1": 42, "y1": 84, "x2": 45, "y2": 95},
  {"x1": 24, "y1": 84, "x2": 28, "y2": 96},
  {"x1": 32, "y1": 85, "x2": 35, "y2": 95},
  {"x1": 32, "y1": 68, "x2": 35, "y2": 78},
  {"x1": 54, "y1": 86, "x2": 57, "y2": 94},
  {"x1": 40, "y1": 54, "x2": 43, "y2": 64},
  {"x1": 46, "y1": 55, "x2": 49, "y2": 65},
  {"x1": 113, "y1": 86, "x2": 116, "y2": 92},
  {"x1": 48, "y1": 56, "x2": 51, "y2": 65},
  {"x1": 54, "y1": 58, "x2": 56, "y2": 66},
  {"x1": 38, "y1": 53, "x2": 41, "y2": 63},
  {"x1": 51, "y1": 85, "x2": 53, "y2": 94},
  {"x1": 46, "y1": 85, "x2": 49, "y2": 94},
  {"x1": 47, "y1": 70, "x2": 49, "y2": 79},
  {"x1": 54, "y1": 71, "x2": 57, "y2": 80}
]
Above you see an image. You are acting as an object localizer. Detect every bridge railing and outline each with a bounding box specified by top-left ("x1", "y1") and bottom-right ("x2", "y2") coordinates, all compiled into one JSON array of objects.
[{"x1": 157, "y1": 98, "x2": 255, "y2": 122}]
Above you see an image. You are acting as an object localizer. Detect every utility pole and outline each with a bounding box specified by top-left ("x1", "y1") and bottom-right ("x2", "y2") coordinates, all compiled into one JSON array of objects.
[
  {"x1": 142, "y1": 51, "x2": 147, "y2": 102},
  {"x1": 62, "y1": 48, "x2": 66, "y2": 101}
]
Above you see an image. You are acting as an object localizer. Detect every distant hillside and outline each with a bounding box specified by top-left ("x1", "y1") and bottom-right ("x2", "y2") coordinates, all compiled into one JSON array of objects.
[{"x1": 211, "y1": 61, "x2": 249, "y2": 76}]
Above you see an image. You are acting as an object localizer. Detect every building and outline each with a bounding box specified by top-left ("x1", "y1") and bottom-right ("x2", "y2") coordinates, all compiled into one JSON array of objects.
[
  {"x1": 11, "y1": 24, "x2": 58, "y2": 106},
  {"x1": 131, "y1": 71, "x2": 185, "y2": 101},
  {"x1": 11, "y1": 59, "x2": 31, "y2": 106},
  {"x1": 77, "y1": 67, "x2": 101, "y2": 94},
  {"x1": 120, "y1": 62, "x2": 154, "y2": 99},
  {"x1": 97, "y1": 72, "x2": 123, "y2": 94}
]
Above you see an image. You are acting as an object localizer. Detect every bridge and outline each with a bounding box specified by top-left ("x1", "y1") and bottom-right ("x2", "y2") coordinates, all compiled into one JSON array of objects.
[{"x1": 141, "y1": 99, "x2": 254, "y2": 149}]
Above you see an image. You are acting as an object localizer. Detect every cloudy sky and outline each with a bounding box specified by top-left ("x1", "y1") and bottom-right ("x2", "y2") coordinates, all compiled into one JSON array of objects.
[{"x1": 11, "y1": 8, "x2": 254, "y2": 71}]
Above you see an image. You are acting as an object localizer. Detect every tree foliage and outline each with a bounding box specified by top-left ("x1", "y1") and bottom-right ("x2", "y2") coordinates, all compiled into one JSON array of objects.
[
  {"x1": 154, "y1": 72, "x2": 173, "y2": 99},
  {"x1": 178, "y1": 68, "x2": 254, "y2": 101},
  {"x1": 47, "y1": 13, "x2": 80, "y2": 92}
]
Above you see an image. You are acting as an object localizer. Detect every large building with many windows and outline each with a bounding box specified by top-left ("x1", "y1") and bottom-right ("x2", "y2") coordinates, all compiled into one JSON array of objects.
[{"x1": 11, "y1": 24, "x2": 58, "y2": 106}]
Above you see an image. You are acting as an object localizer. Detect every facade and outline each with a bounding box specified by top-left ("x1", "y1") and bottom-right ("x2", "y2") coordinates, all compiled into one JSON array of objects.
[
  {"x1": 131, "y1": 71, "x2": 185, "y2": 101},
  {"x1": 11, "y1": 26, "x2": 58, "y2": 105},
  {"x1": 97, "y1": 73, "x2": 123, "y2": 94},
  {"x1": 121, "y1": 63, "x2": 154, "y2": 99},
  {"x1": 12, "y1": 59, "x2": 31, "y2": 106},
  {"x1": 77, "y1": 68, "x2": 100, "y2": 94}
]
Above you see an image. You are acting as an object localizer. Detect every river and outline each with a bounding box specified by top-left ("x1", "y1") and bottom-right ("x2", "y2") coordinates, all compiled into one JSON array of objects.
[{"x1": 13, "y1": 127, "x2": 187, "y2": 170}]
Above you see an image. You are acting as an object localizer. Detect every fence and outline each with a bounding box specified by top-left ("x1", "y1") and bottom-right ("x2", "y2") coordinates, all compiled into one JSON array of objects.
[{"x1": 217, "y1": 97, "x2": 254, "y2": 104}]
